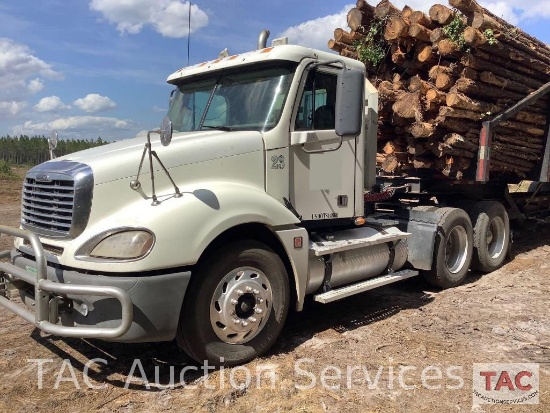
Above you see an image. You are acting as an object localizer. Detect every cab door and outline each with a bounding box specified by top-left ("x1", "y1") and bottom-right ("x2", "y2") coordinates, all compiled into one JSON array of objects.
[{"x1": 289, "y1": 69, "x2": 357, "y2": 222}]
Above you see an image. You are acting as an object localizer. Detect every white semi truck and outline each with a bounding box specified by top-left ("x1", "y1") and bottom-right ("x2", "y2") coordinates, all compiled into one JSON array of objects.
[{"x1": 1, "y1": 32, "x2": 549, "y2": 366}]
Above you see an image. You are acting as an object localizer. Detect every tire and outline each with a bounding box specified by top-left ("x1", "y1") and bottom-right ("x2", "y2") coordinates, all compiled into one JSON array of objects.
[
  {"x1": 423, "y1": 207, "x2": 474, "y2": 288},
  {"x1": 412, "y1": 205, "x2": 439, "y2": 212},
  {"x1": 176, "y1": 241, "x2": 290, "y2": 366},
  {"x1": 470, "y1": 201, "x2": 510, "y2": 273}
]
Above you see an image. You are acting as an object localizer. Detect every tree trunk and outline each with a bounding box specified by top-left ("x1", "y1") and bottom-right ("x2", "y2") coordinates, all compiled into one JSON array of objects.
[
  {"x1": 334, "y1": 28, "x2": 356, "y2": 45},
  {"x1": 429, "y1": 4, "x2": 454, "y2": 25},
  {"x1": 461, "y1": 54, "x2": 546, "y2": 89},
  {"x1": 449, "y1": 0, "x2": 484, "y2": 14},
  {"x1": 435, "y1": 73, "x2": 455, "y2": 91},
  {"x1": 385, "y1": 16, "x2": 409, "y2": 41},
  {"x1": 453, "y1": 77, "x2": 536, "y2": 102},
  {"x1": 392, "y1": 92, "x2": 422, "y2": 119},
  {"x1": 479, "y1": 71, "x2": 535, "y2": 95},
  {"x1": 446, "y1": 92, "x2": 501, "y2": 113},
  {"x1": 430, "y1": 27, "x2": 446, "y2": 43},
  {"x1": 355, "y1": 0, "x2": 375, "y2": 16},
  {"x1": 410, "y1": 11, "x2": 435, "y2": 28},
  {"x1": 409, "y1": 23, "x2": 432, "y2": 42},
  {"x1": 374, "y1": 0, "x2": 400, "y2": 19},
  {"x1": 347, "y1": 8, "x2": 372, "y2": 32},
  {"x1": 408, "y1": 75, "x2": 431, "y2": 94},
  {"x1": 437, "y1": 39, "x2": 462, "y2": 57},
  {"x1": 402, "y1": 5, "x2": 414, "y2": 21},
  {"x1": 416, "y1": 44, "x2": 435, "y2": 63}
]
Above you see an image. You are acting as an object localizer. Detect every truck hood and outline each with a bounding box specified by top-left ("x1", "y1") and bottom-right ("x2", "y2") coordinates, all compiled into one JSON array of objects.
[{"x1": 50, "y1": 130, "x2": 265, "y2": 185}]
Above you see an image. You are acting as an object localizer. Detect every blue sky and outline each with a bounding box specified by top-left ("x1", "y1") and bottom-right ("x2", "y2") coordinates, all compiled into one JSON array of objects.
[{"x1": 0, "y1": 0, "x2": 549, "y2": 141}]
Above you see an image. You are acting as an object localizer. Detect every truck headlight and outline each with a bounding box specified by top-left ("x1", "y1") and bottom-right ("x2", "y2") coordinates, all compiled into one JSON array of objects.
[{"x1": 76, "y1": 229, "x2": 155, "y2": 261}]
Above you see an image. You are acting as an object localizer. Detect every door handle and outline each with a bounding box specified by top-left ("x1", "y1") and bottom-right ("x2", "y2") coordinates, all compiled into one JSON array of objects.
[{"x1": 301, "y1": 135, "x2": 343, "y2": 154}]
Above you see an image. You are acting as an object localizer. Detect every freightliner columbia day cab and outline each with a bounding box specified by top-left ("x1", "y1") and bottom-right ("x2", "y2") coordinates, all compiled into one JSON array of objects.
[{"x1": 1, "y1": 32, "x2": 549, "y2": 366}]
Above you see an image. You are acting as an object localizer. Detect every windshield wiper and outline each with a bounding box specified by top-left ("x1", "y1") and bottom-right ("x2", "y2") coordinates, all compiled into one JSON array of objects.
[{"x1": 201, "y1": 125, "x2": 236, "y2": 132}]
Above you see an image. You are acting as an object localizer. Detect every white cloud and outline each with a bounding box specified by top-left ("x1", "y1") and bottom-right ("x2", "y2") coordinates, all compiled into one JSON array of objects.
[
  {"x1": 73, "y1": 93, "x2": 116, "y2": 113},
  {"x1": 28, "y1": 78, "x2": 44, "y2": 94},
  {"x1": 13, "y1": 116, "x2": 133, "y2": 137},
  {"x1": 278, "y1": 4, "x2": 354, "y2": 51},
  {"x1": 89, "y1": 0, "x2": 208, "y2": 38},
  {"x1": 34, "y1": 96, "x2": 70, "y2": 112},
  {"x1": 481, "y1": 0, "x2": 550, "y2": 20},
  {"x1": 152, "y1": 105, "x2": 167, "y2": 113},
  {"x1": 0, "y1": 101, "x2": 27, "y2": 120},
  {"x1": 0, "y1": 38, "x2": 63, "y2": 119}
]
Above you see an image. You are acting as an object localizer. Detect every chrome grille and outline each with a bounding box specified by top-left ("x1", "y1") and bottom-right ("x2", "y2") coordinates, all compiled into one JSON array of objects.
[
  {"x1": 21, "y1": 161, "x2": 94, "y2": 239},
  {"x1": 22, "y1": 177, "x2": 75, "y2": 234}
]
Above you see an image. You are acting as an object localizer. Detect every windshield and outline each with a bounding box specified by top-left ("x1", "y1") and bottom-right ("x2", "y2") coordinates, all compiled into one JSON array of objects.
[{"x1": 167, "y1": 65, "x2": 295, "y2": 133}]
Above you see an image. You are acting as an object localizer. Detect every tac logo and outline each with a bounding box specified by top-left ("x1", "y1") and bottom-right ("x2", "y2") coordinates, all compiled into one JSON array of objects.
[{"x1": 473, "y1": 363, "x2": 539, "y2": 405}]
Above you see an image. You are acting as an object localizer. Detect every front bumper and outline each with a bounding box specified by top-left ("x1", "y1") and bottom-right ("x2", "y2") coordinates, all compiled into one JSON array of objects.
[{"x1": 0, "y1": 226, "x2": 191, "y2": 343}]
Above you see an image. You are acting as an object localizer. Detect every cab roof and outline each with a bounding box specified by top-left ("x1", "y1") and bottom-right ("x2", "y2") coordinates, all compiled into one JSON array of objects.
[{"x1": 166, "y1": 44, "x2": 365, "y2": 84}]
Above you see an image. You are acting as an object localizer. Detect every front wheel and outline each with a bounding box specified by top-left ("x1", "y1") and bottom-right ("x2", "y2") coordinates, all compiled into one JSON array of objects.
[
  {"x1": 423, "y1": 207, "x2": 474, "y2": 288},
  {"x1": 176, "y1": 241, "x2": 289, "y2": 366}
]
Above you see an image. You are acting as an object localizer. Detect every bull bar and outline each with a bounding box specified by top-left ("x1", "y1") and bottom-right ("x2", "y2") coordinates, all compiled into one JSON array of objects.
[{"x1": 0, "y1": 225, "x2": 133, "y2": 339}]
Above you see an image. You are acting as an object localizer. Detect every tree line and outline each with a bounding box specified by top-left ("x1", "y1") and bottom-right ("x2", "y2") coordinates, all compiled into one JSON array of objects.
[{"x1": 0, "y1": 135, "x2": 107, "y2": 166}]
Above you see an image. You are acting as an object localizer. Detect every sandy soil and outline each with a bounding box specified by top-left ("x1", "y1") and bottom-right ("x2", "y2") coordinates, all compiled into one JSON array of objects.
[{"x1": 0, "y1": 171, "x2": 548, "y2": 412}]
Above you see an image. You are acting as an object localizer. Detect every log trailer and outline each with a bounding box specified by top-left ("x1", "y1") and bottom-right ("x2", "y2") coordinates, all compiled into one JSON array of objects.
[{"x1": 1, "y1": 32, "x2": 549, "y2": 366}]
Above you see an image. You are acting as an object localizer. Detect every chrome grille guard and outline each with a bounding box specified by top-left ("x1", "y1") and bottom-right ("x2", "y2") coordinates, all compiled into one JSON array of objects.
[{"x1": 0, "y1": 225, "x2": 133, "y2": 339}]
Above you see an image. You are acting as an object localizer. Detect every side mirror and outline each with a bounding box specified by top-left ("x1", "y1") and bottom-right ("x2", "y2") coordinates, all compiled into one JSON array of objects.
[
  {"x1": 48, "y1": 130, "x2": 58, "y2": 160},
  {"x1": 160, "y1": 116, "x2": 173, "y2": 147},
  {"x1": 48, "y1": 130, "x2": 58, "y2": 151},
  {"x1": 335, "y1": 68, "x2": 364, "y2": 137}
]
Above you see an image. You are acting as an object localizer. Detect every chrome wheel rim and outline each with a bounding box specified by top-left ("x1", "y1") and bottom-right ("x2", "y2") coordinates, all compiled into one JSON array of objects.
[
  {"x1": 487, "y1": 216, "x2": 506, "y2": 259},
  {"x1": 445, "y1": 226, "x2": 469, "y2": 274},
  {"x1": 210, "y1": 267, "x2": 273, "y2": 344}
]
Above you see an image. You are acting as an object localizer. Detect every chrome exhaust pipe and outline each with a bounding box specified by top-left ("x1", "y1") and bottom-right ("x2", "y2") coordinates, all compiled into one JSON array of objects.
[{"x1": 257, "y1": 30, "x2": 270, "y2": 50}]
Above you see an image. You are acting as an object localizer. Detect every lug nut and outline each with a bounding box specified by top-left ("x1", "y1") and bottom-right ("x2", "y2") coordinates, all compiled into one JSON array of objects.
[
  {"x1": 233, "y1": 319, "x2": 241, "y2": 324},
  {"x1": 230, "y1": 299, "x2": 238, "y2": 305},
  {"x1": 253, "y1": 289, "x2": 260, "y2": 295},
  {"x1": 242, "y1": 321, "x2": 249, "y2": 327},
  {"x1": 248, "y1": 317, "x2": 257, "y2": 323},
  {"x1": 236, "y1": 289, "x2": 244, "y2": 296},
  {"x1": 255, "y1": 308, "x2": 263, "y2": 314},
  {"x1": 245, "y1": 286, "x2": 252, "y2": 292},
  {"x1": 257, "y1": 298, "x2": 264, "y2": 304},
  {"x1": 230, "y1": 310, "x2": 236, "y2": 316}
]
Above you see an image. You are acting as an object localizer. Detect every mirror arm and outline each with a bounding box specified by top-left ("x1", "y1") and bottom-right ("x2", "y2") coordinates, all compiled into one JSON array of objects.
[{"x1": 130, "y1": 127, "x2": 182, "y2": 205}]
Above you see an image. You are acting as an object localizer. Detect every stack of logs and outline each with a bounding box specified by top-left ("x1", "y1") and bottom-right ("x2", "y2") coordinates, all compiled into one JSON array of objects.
[{"x1": 329, "y1": 0, "x2": 550, "y2": 179}]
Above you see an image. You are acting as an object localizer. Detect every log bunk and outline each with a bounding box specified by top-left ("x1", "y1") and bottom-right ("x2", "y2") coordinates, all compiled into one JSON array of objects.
[{"x1": 329, "y1": 0, "x2": 550, "y2": 180}]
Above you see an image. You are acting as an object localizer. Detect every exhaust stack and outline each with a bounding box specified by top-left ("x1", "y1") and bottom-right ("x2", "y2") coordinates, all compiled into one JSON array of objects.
[{"x1": 257, "y1": 30, "x2": 270, "y2": 50}]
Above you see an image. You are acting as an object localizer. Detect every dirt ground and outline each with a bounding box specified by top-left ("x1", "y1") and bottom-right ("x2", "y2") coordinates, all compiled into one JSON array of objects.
[{"x1": 0, "y1": 170, "x2": 548, "y2": 413}]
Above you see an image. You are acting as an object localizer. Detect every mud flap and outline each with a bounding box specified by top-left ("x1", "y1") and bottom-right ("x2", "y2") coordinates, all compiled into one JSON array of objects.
[{"x1": 395, "y1": 209, "x2": 439, "y2": 271}]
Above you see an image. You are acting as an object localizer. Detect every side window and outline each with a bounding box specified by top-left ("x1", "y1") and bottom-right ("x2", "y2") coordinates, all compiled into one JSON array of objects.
[{"x1": 295, "y1": 71, "x2": 337, "y2": 130}]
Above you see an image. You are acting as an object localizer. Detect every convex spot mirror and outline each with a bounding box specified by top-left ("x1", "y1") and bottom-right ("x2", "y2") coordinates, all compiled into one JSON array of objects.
[
  {"x1": 335, "y1": 68, "x2": 364, "y2": 138},
  {"x1": 160, "y1": 116, "x2": 173, "y2": 147}
]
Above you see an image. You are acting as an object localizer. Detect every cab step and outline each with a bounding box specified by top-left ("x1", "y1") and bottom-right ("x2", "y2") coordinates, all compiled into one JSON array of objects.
[{"x1": 313, "y1": 269, "x2": 418, "y2": 304}]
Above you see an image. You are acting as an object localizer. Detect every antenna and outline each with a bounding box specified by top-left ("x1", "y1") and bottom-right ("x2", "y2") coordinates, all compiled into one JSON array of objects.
[{"x1": 187, "y1": 1, "x2": 192, "y2": 66}]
